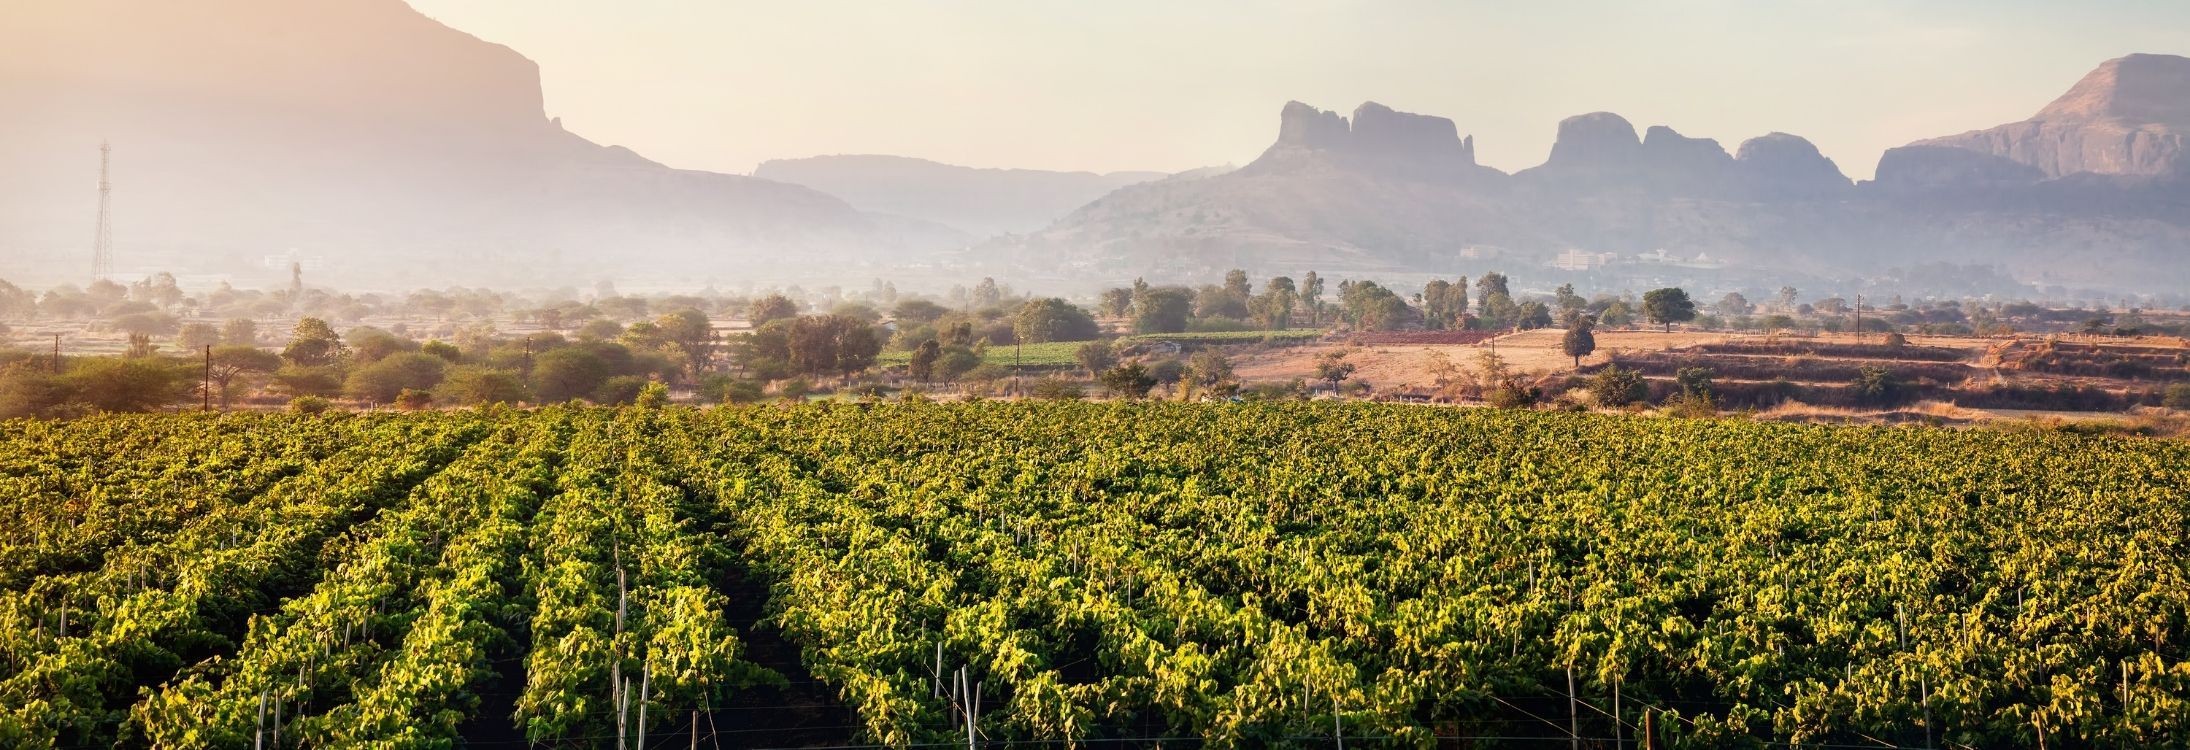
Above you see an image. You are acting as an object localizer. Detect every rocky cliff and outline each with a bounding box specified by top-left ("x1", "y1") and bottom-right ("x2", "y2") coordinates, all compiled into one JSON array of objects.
[
  {"x1": 1908, "y1": 53, "x2": 2189, "y2": 179},
  {"x1": 0, "y1": 0, "x2": 961, "y2": 287}
]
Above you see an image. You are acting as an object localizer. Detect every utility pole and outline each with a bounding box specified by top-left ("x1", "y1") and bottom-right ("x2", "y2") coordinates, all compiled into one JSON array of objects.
[
  {"x1": 203, "y1": 345, "x2": 213, "y2": 411},
  {"x1": 92, "y1": 142, "x2": 114, "y2": 282},
  {"x1": 52, "y1": 334, "x2": 61, "y2": 373}
]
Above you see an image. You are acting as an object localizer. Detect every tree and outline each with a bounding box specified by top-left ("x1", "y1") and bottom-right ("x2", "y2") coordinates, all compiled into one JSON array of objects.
[
  {"x1": 1589, "y1": 365, "x2": 1648, "y2": 407},
  {"x1": 207, "y1": 345, "x2": 282, "y2": 409},
  {"x1": 1421, "y1": 279, "x2": 1467, "y2": 330},
  {"x1": 1852, "y1": 366, "x2": 1904, "y2": 406},
  {"x1": 1642, "y1": 288, "x2": 1698, "y2": 332},
  {"x1": 1474, "y1": 272, "x2": 1510, "y2": 314},
  {"x1": 1675, "y1": 367, "x2": 1716, "y2": 399},
  {"x1": 1340, "y1": 281, "x2": 1411, "y2": 331},
  {"x1": 1254, "y1": 276, "x2": 1299, "y2": 330},
  {"x1": 1516, "y1": 301, "x2": 1554, "y2": 330},
  {"x1": 1185, "y1": 351, "x2": 1234, "y2": 388},
  {"x1": 970, "y1": 277, "x2": 1005, "y2": 309},
  {"x1": 1718, "y1": 292, "x2": 1753, "y2": 316},
  {"x1": 1554, "y1": 284, "x2": 1586, "y2": 314},
  {"x1": 787, "y1": 315, "x2": 882, "y2": 378},
  {"x1": 1075, "y1": 341, "x2": 1116, "y2": 377},
  {"x1": 62, "y1": 358, "x2": 188, "y2": 413},
  {"x1": 1131, "y1": 287, "x2": 1193, "y2": 334},
  {"x1": 747, "y1": 294, "x2": 799, "y2": 325},
  {"x1": 1097, "y1": 289, "x2": 1134, "y2": 319},
  {"x1": 655, "y1": 308, "x2": 717, "y2": 379},
  {"x1": 1097, "y1": 363, "x2": 1156, "y2": 399},
  {"x1": 892, "y1": 299, "x2": 950, "y2": 323},
  {"x1": 282, "y1": 317, "x2": 347, "y2": 367},
  {"x1": 533, "y1": 347, "x2": 612, "y2": 402},
  {"x1": 437, "y1": 366, "x2": 531, "y2": 405},
  {"x1": 1223, "y1": 269, "x2": 1252, "y2": 298},
  {"x1": 2165, "y1": 383, "x2": 2190, "y2": 410},
  {"x1": 178, "y1": 323, "x2": 221, "y2": 351},
  {"x1": 1561, "y1": 317, "x2": 1597, "y2": 367},
  {"x1": 1777, "y1": 286, "x2": 1800, "y2": 311},
  {"x1": 346, "y1": 327, "x2": 419, "y2": 365},
  {"x1": 1314, "y1": 352, "x2": 1357, "y2": 391},
  {"x1": 1013, "y1": 299, "x2": 1099, "y2": 343},
  {"x1": 1193, "y1": 285, "x2": 1250, "y2": 320},
  {"x1": 344, "y1": 352, "x2": 448, "y2": 404},
  {"x1": 908, "y1": 339, "x2": 942, "y2": 382},
  {"x1": 1300, "y1": 272, "x2": 1326, "y2": 326},
  {"x1": 220, "y1": 318, "x2": 259, "y2": 346}
]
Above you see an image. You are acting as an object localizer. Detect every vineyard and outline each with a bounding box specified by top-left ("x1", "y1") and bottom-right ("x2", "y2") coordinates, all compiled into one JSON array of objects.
[{"x1": 1, "y1": 403, "x2": 2186, "y2": 748}]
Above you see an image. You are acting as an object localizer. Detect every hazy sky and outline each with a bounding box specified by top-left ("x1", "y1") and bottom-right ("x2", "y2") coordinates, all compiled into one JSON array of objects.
[{"x1": 404, "y1": 0, "x2": 2190, "y2": 179}]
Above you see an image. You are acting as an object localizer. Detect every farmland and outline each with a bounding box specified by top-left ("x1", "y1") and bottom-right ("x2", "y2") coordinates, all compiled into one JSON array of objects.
[{"x1": 2, "y1": 403, "x2": 2187, "y2": 748}]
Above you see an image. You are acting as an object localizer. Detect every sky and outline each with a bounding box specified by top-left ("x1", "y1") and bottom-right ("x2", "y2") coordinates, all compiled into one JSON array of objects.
[{"x1": 366, "y1": 2, "x2": 2185, "y2": 178}]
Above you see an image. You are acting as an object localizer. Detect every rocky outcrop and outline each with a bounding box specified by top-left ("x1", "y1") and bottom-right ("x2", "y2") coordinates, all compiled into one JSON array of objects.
[
  {"x1": 1734, "y1": 133, "x2": 1852, "y2": 199},
  {"x1": 1910, "y1": 53, "x2": 2189, "y2": 178},
  {"x1": 1248, "y1": 101, "x2": 1494, "y2": 181},
  {"x1": 0, "y1": 0, "x2": 963, "y2": 287},
  {"x1": 1273, "y1": 101, "x2": 1352, "y2": 151},
  {"x1": 1543, "y1": 112, "x2": 1643, "y2": 168},
  {"x1": 1349, "y1": 102, "x2": 1476, "y2": 170},
  {"x1": 1872, "y1": 145, "x2": 2046, "y2": 192}
]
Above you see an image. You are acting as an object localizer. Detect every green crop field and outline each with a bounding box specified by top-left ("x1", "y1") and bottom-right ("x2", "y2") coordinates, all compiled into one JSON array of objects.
[
  {"x1": 876, "y1": 340, "x2": 1088, "y2": 369},
  {"x1": 1, "y1": 404, "x2": 2185, "y2": 748}
]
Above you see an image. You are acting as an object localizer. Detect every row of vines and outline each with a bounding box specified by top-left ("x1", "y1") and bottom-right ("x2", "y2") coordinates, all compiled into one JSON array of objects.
[{"x1": 0, "y1": 403, "x2": 2184, "y2": 747}]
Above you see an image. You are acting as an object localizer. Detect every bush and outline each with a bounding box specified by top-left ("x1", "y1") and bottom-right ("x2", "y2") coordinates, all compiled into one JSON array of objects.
[
  {"x1": 635, "y1": 381, "x2": 670, "y2": 409},
  {"x1": 1589, "y1": 365, "x2": 1648, "y2": 407},
  {"x1": 1030, "y1": 377, "x2": 1085, "y2": 401},
  {"x1": 1486, "y1": 381, "x2": 1540, "y2": 409},
  {"x1": 592, "y1": 375, "x2": 650, "y2": 405},
  {"x1": 289, "y1": 396, "x2": 332, "y2": 414},
  {"x1": 2165, "y1": 383, "x2": 2190, "y2": 410},
  {"x1": 394, "y1": 388, "x2": 434, "y2": 411},
  {"x1": 699, "y1": 375, "x2": 765, "y2": 404}
]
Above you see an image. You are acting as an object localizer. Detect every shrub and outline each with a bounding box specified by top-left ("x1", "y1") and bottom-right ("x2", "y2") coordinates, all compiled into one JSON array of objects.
[
  {"x1": 1030, "y1": 377, "x2": 1085, "y2": 401},
  {"x1": 1589, "y1": 365, "x2": 1648, "y2": 407},
  {"x1": 393, "y1": 388, "x2": 434, "y2": 411},
  {"x1": 635, "y1": 381, "x2": 670, "y2": 409},
  {"x1": 2165, "y1": 383, "x2": 2190, "y2": 411},
  {"x1": 592, "y1": 375, "x2": 650, "y2": 405},
  {"x1": 289, "y1": 395, "x2": 331, "y2": 414}
]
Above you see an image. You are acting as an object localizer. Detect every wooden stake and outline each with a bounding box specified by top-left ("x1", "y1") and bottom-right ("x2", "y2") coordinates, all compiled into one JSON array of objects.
[{"x1": 1568, "y1": 664, "x2": 1579, "y2": 750}]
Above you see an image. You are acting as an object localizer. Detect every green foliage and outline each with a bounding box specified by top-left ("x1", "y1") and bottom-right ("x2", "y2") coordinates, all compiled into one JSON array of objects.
[
  {"x1": 1012, "y1": 298, "x2": 1099, "y2": 343},
  {"x1": 1029, "y1": 377, "x2": 1085, "y2": 401},
  {"x1": 1642, "y1": 287, "x2": 1698, "y2": 332},
  {"x1": 747, "y1": 294, "x2": 799, "y2": 325},
  {"x1": 1131, "y1": 287, "x2": 1193, "y2": 334},
  {"x1": 344, "y1": 351, "x2": 447, "y2": 404},
  {"x1": 1852, "y1": 365, "x2": 1906, "y2": 406},
  {"x1": 282, "y1": 317, "x2": 348, "y2": 367},
  {"x1": 2166, "y1": 383, "x2": 2190, "y2": 410},
  {"x1": 438, "y1": 366, "x2": 531, "y2": 406},
  {"x1": 0, "y1": 406, "x2": 2186, "y2": 748},
  {"x1": 1097, "y1": 363, "x2": 1156, "y2": 399},
  {"x1": 288, "y1": 395, "x2": 331, "y2": 413},
  {"x1": 1589, "y1": 364, "x2": 1648, "y2": 407}
]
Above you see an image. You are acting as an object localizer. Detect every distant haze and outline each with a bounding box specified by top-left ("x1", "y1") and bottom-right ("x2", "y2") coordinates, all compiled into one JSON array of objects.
[{"x1": 405, "y1": 0, "x2": 2190, "y2": 179}]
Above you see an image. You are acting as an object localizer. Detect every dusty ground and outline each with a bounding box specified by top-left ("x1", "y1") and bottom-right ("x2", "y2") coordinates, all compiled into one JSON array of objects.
[{"x1": 1231, "y1": 329, "x2": 1743, "y2": 390}]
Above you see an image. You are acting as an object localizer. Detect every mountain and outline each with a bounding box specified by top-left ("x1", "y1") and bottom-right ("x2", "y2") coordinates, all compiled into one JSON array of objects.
[
  {"x1": 986, "y1": 57, "x2": 2190, "y2": 295},
  {"x1": 1904, "y1": 53, "x2": 2189, "y2": 179},
  {"x1": 753, "y1": 155, "x2": 1168, "y2": 238},
  {"x1": 0, "y1": 0, "x2": 962, "y2": 288}
]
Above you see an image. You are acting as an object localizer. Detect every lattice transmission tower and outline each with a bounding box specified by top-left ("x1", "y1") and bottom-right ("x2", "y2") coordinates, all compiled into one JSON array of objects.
[{"x1": 91, "y1": 141, "x2": 114, "y2": 282}]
